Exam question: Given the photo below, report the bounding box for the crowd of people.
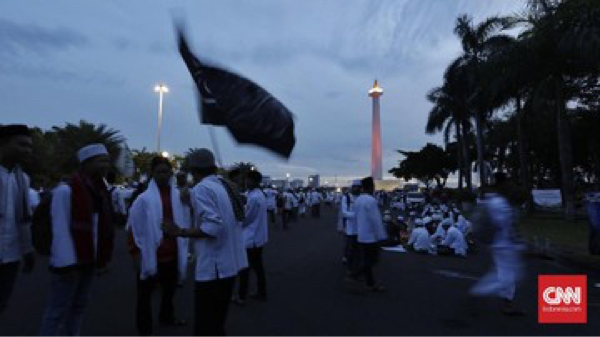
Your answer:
[336,172,526,315]
[0,124,526,336]
[0,124,275,335]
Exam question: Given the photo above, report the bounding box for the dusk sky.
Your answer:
[1,1,524,184]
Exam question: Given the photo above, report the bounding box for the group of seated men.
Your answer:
[383,202,472,257]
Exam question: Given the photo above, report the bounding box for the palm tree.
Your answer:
[425,70,473,192]
[50,120,124,176]
[515,0,600,219]
[452,14,514,195]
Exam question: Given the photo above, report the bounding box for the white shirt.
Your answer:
[191,175,247,281]
[408,227,432,252]
[340,194,357,236]
[456,215,472,235]
[242,188,268,248]
[283,192,294,210]
[354,193,387,244]
[0,166,33,263]
[264,188,278,210]
[431,225,447,242]
[50,184,99,268]
[442,226,468,256]
[29,188,40,211]
[483,193,521,249]
[290,192,299,208]
[309,191,322,206]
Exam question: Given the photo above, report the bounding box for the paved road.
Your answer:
[1,207,599,335]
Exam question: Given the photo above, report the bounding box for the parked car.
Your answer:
[406,192,425,206]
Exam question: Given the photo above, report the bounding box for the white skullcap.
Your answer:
[432,214,442,221]
[383,214,392,222]
[415,219,424,226]
[397,216,404,221]
[423,217,432,225]
[77,144,108,163]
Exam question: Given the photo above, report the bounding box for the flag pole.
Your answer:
[208,126,224,168]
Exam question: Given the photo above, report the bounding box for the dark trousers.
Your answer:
[267,210,277,224]
[194,277,235,336]
[353,243,380,287]
[136,260,178,335]
[344,235,360,274]
[238,247,267,300]
[311,205,321,218]
[0,261,20,315]
[282,209,292,228]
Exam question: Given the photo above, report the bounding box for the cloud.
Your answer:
[0,18,88,56]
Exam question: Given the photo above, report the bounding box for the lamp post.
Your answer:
[154,83,169,152]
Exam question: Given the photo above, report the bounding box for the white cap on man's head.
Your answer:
[77,144,108,163]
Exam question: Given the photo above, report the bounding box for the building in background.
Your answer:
[308,175,320,188]
[261,175,272,186]
[290,179,304,189]
[271,179,286,190]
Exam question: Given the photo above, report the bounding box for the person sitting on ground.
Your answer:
[397,216,410,243]
[438,222,468,257]
[382,212,400,247]
[407,219,435,254]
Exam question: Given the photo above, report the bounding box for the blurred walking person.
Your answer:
[470,172,526,315]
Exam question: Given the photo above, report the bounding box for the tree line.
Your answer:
[389,0,600,219]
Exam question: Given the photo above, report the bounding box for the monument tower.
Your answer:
[368,80,383,180]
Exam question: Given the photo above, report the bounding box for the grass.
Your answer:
[517,213,589,252]
[517,212,600,271]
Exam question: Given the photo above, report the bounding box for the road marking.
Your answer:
[433,269,479,281]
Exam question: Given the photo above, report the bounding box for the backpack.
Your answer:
[32,191,53,256]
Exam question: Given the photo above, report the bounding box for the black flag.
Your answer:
[178,29,296,159]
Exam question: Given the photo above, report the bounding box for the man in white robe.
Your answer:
[470,172,526,315]
[235,171,268,305]
[407,219,435,254]
[163,148,247,335]
[309,189,322,218]
[40,144,114,336]
[281,189,294,229]
[340,181,360,272]
[439,223,468,257]
[348,177,387,292]
[127,157,190,334]
[0,125,35,315]
[264,186,278,224]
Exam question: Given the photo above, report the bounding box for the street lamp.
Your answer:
[154,83,169,152]
[161,151,170,158]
